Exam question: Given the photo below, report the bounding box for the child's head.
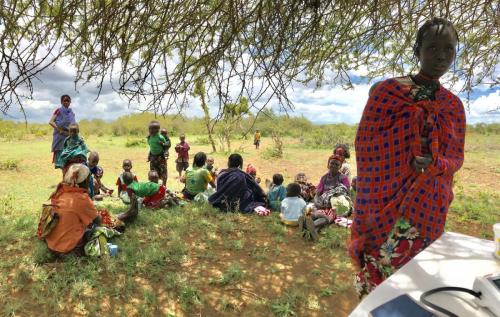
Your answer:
[227,153,243,169]
[160,128,168,137]
[351,176,357,192]
[88,151,99,168]
[122,159,132,172]
[286,183,301,198]
[60,94,71,107]
[333,143,350,159]
[122,172,135,185]
[193,152,207,168]
[272,173,284,186]
[206,157,214,166]
[148,121,161,135]
[246,164,257,177]
[68,123,79,137]
[179,134,186,142]
[294,172,307,184]
[148,170,159,183]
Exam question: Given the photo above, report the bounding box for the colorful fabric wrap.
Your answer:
[56,136,89,169]
[350,77,465,267]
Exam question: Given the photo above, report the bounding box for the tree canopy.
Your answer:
[1,0,499,118]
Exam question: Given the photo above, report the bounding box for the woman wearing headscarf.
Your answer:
[43,164,100,256]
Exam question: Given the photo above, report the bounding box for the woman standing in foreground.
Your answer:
[49,95,76,168]
[350,18,465,295]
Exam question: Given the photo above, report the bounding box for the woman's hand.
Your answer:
[412,155,433,173]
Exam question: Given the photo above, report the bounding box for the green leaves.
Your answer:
[1,1,499,117]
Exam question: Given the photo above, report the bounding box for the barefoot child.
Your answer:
[206,157,218,180]
[88,151,113,200]
[280,183,306,226]
[147,121,168,186]
[116,159,138,203]
[175,134,190,178]
[121,171,177,209]
[294,172,316,202]
[267,173,286,211]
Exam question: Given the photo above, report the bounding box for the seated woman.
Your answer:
[300,155,352,241]
[43,164,101,256]
[209,153,267,213]
[314,155,350,209]
[181,152,215,200]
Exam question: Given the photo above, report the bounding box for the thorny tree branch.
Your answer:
[0,0,499,120]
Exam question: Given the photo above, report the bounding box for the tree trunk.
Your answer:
[200,93,217,152]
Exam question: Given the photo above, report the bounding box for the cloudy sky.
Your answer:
[3,60,499,125]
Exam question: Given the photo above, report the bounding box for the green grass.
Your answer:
[0,130,498,316]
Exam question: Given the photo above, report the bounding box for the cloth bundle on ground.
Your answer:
[208,167,266,213]
[84,226,122,257]
[56,135,89,169]
[314,184,352,211]
[254,206,271,216]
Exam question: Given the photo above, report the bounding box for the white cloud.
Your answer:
[2,60,499,125]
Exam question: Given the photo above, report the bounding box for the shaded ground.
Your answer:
[0,132,498,316]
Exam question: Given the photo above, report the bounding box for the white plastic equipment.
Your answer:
[473,273,500,317]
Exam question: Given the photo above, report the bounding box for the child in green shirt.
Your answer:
[147,121,168,186]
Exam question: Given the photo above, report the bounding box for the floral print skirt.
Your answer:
[354,218,429,296]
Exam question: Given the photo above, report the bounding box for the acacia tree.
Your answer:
[0,1,499,119]
[218,97,249,152]
[191,79,218,152]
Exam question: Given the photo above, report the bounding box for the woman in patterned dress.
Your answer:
[350,18,465,296]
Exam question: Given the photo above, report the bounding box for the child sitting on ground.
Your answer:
[280,183,307,226]
[116,159,138,203]
[147,121,168,186]
[206,157,218,180]
[88,151,113,200]
[267,173,286,211]
[122,171,178,209]
[294,172,316,202]
[56,123,89,171]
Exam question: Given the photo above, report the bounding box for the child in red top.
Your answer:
[116,159,138,203]
[175,135,190,178]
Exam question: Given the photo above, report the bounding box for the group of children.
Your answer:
[55,119,354,242]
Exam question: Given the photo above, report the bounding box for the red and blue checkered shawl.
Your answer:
[350,77,465,266]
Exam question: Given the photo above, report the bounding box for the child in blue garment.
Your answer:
[267,173,286,211]
[56,123,89,171]
[280,183,306,226]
